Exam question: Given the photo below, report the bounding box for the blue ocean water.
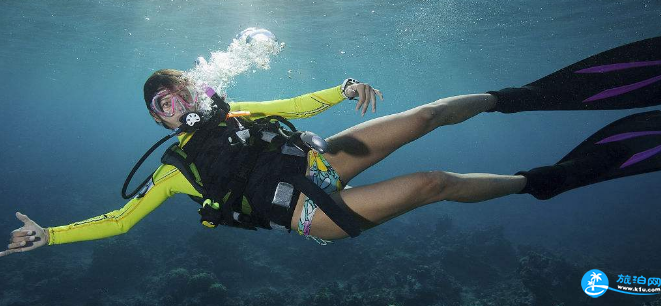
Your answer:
[1,1,660,305]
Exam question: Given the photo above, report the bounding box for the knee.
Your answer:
[412,102,456,130]
[418,171,458,203]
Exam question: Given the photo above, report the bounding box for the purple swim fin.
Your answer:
[488,36,661,113]
[517,111,661,200]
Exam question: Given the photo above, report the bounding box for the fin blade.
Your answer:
[575,60,661,74]
[583,74,661,102]
[620,144,661,168]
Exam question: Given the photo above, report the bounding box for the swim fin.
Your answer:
[488,36,661,113]
[517,110,661,200]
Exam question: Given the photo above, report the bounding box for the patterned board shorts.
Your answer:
[297,150,344,245]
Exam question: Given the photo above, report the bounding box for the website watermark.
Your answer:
[582,269,661,298]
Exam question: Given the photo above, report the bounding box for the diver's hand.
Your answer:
[0,212,48,257]
[344,83,384,116]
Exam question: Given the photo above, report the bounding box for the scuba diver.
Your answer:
[2,36,660,256]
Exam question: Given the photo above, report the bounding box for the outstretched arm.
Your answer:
[1,164,194,256]
[46,164,192,245]
[230,81,382,120]
[230,85,345,120]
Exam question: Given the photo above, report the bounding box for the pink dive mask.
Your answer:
[150,86,199,117]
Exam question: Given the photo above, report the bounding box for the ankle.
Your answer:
[484,94,498,112]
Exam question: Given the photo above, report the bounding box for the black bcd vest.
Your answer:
[160,116,361,237]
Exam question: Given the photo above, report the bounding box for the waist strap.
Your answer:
[280,175,361,238]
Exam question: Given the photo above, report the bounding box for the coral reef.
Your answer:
[2,215,659,306]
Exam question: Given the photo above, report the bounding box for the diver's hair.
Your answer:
[143,69,189,111]
[143,69,191,129]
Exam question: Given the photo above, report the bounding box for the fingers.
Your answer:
[361,85,370,116]
[370,88,376,113]
[0,240,36,257]
[11,235,36,244]
[2,221,44,257]
[11,230,34,238]
[351,83,383,116]
[355,86,366,112]
[11,229,36,244]
[375,89,384,101]
[354,84,371,116]
[8,241,29,249]
[6,237,40,250]
[15,212,31,225]
[5,229,39,255]
[0,249,20,257]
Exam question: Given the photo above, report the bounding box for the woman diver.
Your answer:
[2,35,660,255]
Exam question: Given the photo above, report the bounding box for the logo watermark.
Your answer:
[582,269,661,298]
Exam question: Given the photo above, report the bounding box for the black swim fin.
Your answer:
[488,36,661,113]
[518,110,661,200]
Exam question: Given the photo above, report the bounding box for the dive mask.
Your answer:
[150,85,199,117]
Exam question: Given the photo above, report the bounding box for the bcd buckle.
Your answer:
[198,199,222,228]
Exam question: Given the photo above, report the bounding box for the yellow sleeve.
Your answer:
[47,164,201,245]
[229,85,345,120]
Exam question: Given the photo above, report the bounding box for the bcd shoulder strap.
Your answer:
[161,143,207,196]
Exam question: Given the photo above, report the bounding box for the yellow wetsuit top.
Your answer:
[47,85,346,245]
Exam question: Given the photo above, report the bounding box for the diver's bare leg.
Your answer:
[324,94,496,183]
[291,170,525,240]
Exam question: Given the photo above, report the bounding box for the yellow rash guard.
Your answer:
[47,85,346,245]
